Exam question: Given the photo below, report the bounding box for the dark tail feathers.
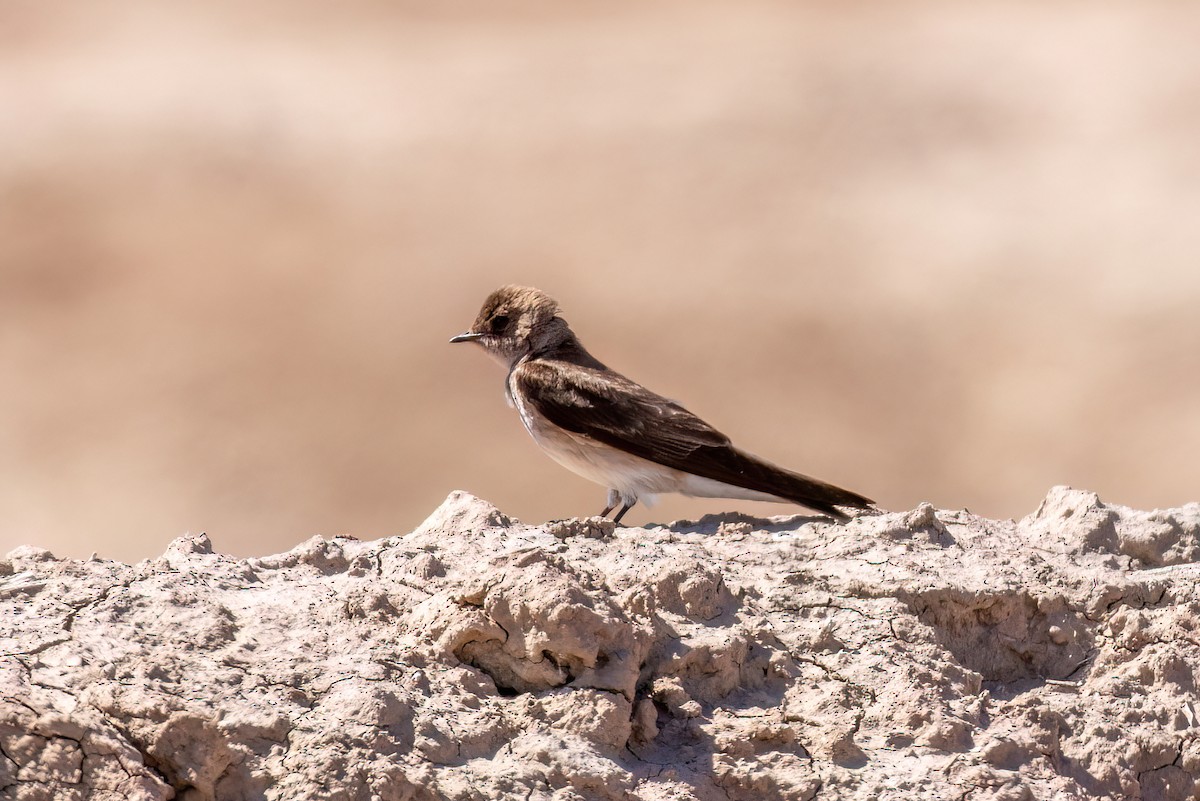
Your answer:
[730,448,875,520]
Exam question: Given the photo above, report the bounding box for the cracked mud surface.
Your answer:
[3,487,1200,800]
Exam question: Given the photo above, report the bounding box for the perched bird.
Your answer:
[451,285,875,524]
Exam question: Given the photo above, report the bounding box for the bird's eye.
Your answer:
[491,314,510,331]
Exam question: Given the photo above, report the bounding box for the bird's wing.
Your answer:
[512,358,731,466]
[512,358,875,516]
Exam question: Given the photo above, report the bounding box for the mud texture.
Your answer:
[3,487,1200,800]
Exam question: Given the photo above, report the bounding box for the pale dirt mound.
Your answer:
[3,487,1200,800]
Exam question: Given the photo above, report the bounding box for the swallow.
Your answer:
[451,285,875,524]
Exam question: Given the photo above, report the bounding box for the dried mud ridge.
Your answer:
[3,488,1200,801]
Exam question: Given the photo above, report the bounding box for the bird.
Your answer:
[450,285,875,525]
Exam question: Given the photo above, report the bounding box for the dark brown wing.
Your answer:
[512,358,874,517]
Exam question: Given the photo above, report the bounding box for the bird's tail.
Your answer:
[729,448,875,520]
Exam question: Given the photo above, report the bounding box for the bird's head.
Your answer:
[450,285,569,367]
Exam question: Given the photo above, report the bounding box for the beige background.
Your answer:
[3,1,1198,562]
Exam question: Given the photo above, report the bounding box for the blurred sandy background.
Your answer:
[2,1,1198,562]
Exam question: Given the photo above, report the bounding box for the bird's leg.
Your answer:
[611,500,636,526]
[598,489,620,518]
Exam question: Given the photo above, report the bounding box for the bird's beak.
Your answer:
[449,331,484,344]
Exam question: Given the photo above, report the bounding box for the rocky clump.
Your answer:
[3,487,1200,800]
